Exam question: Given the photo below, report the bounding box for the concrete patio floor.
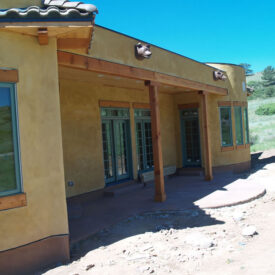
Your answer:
[67,170,266,245]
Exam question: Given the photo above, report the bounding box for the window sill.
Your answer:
[0,193,27,211]
[221,146,234,152]
[245,144,250,149]
[236,144,245,150]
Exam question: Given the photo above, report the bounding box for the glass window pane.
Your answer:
[0,86,19,194]
[234,106,243,145]
[244,107,249,144]
[220,107,233,146]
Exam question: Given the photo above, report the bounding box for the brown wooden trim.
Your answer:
[148,83,166,202]
[218,101,232,107]
[233,101,243,106]
[201,91,213,181]
[99,100,130,108]
[132,102,150,109]
[178,103,199,109]
[37,27,48,45]
[221,146,234,152]
[57,38,90,50]
[236,144,245,150]
[57,51,228,95]
[0,69,18,83]
[245,143,250,149]
[0,193,27,211]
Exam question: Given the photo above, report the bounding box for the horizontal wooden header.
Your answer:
[178,103,199,109]
[0,69,18,83]
[132,102,150,109]
[99,100,130,108]
[58,51,228,96]
[218,101,232,107]
[233,101,247,107]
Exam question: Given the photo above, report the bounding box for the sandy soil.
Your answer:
[42,151,275,275]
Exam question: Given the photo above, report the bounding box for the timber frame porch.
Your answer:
[58,51,228,202]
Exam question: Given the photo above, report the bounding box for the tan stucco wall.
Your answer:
[85,26,229,91]
[0,0,41,9]
[0,32,68,251]
[174,64,250,168]
[59,78,177,198]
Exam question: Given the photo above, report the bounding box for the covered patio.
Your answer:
[58,51,228,202]
[67,171,265,245]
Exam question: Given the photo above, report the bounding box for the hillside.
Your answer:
[246,72,263,83]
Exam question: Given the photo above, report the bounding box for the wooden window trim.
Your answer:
[99,100,130,108]
[132,102,150,109]
[245,143,250,149]
[0,193,27,211]
[221,146,234,152]
[236,144,245,150]
[218,101,232,107]
[233,101,247,107]
[178,103,199,109]
[0,69,18,83]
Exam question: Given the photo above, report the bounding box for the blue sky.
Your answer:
[84,0,275,73]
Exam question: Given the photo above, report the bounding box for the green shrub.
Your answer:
[264,86,275,98]
[249,133,259,145]
[255,103,275,115]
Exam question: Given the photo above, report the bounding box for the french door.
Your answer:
[134,109,154,173]
[101,108,132,185]
[180,108,201,167]
[136,119,154,172]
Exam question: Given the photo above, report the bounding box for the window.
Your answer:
[244,107,249,144]
[135,109,153,172]
[234,106,243,145]
[219,106,233,147]
[0,83,22,197]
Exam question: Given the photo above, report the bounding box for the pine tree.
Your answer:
[261,66,275,86]
[240,63,253,76]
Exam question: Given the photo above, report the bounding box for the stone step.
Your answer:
[177,168,204,177]
[104,180,144,197]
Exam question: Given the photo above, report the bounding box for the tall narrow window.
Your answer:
[244,107,249,144]
[219,106,233,147]
[234,106,243,145]
[0,83,22,196]
[135,109,153,172]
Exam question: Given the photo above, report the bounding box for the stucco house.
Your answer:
[0,0,251,274]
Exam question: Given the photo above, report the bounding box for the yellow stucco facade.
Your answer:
[0,32,68,251]
[58,27,250,198]
[0,2,251,273]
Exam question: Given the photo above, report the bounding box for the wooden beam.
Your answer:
[132,102,150,109]
[38,27,48,45]
[0,69,18,82]
[147,82,166,202]
[200,91,213,181]
[218,101,232,107]
[0,193,27,211]
[99,100,130,108]
[57,51,228,95]
[57,38,90,50]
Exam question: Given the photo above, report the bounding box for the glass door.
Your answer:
[101,108,132,186]
[135,109,154,173]
[113,120,131,181]
[180,109,201,167]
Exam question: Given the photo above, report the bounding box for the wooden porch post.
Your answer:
[200,91,213,181]
[146,81,166,202]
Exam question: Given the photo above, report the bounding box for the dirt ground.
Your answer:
[42,151,275,275]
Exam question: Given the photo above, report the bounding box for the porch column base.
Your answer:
[155,193,167,202]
